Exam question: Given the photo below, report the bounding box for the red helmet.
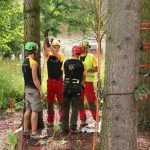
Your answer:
[72,45,83,55]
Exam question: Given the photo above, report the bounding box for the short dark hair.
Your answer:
[25,49,36,56]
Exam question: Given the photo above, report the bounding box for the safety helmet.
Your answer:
[25,42,38,51]
[72,45,83,55]
[80,40,91,48]
[51,40,61,46]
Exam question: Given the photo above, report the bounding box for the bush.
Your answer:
[0,72,24,110]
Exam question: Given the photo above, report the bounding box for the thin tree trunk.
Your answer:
[99,0,140,149]
[24,0,44,129]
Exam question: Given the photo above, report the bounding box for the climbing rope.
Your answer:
[91,0,101,149]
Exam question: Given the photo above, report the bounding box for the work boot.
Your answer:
[30,132,45,140]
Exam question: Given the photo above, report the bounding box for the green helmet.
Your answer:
[80,40,91,48]
[25,42,38,51]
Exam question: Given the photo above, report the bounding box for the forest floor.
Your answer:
[0,109,149,150]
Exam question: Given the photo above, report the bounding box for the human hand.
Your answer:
[87,68,94,72]
[40,91,44,99]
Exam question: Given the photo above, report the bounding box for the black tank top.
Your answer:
[22,58,40,88]
[47,55,63,79]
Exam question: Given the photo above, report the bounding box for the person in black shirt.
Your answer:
[44,39,64,126]
[61,45,87,135]
[22,42,44,139]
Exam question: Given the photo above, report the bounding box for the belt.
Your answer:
[65,78,80,84]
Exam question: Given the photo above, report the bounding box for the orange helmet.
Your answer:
[72,45,83,55]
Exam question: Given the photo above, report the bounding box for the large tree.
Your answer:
[99,0,140,149]
[24,0,44,129]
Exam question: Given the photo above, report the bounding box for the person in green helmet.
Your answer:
[22,42,44,139]
[79,40,98,128]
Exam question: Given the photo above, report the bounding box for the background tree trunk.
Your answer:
[138,0,150,131]
[99,0,140,149]
[24,0,44,129]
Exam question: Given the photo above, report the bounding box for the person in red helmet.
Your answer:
[61,45,87,135]
[44,39,64,127]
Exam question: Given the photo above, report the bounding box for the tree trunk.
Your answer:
[24,0,44,129]
[138,0,150,131]
[99,0,140,150]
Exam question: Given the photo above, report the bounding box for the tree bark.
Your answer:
[24,0,44,129]
[99,0,140,150]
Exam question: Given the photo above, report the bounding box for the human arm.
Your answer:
[87,56,98,73]
[50,46,60,58]
[32,64,44,99]
[43,39,49,57]
[44,39,62,59]
[87,67,98,73]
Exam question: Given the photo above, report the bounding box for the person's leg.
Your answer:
[85,82,97,120]
[30,89,43,139]
[31,112,38,134]
[24,87,32,133]
[47,79,55,123]
[88,101,97,120]
[23,110,31,133]
[61,96,70,133]
[56,79,63,122]
[79,88,86,124]
[70,96,80,131]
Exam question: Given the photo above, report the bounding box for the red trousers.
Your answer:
[79,81,97,122]
[47,78,63,122]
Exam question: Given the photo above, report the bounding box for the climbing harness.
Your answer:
[64,60,83,96]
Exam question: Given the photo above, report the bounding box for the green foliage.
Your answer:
[135,84,150,131]
[134,85,150,101]
[7,130,17,149]
[1,0,106,56]
[138,0,150,131]
[40,0,106,40]
[0,60,24,110]
[0,0,23,57]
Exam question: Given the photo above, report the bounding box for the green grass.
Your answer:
[0,59,24,109]
[0,59,48,110]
